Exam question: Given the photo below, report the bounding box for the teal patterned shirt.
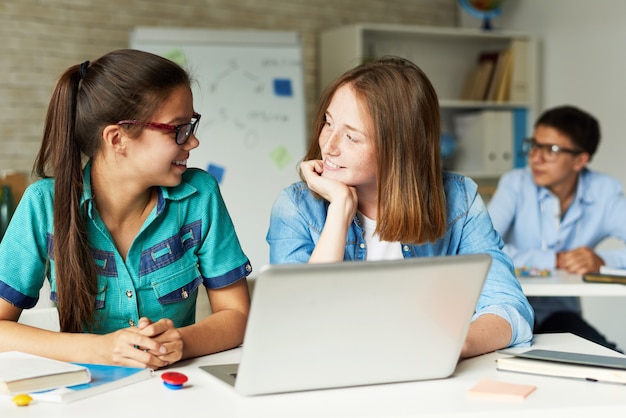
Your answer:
[0,163,251,333]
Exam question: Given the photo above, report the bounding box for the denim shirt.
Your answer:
[267,172,534,348]
[487,167,626,325]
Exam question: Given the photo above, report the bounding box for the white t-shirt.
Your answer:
[357,212,403,261]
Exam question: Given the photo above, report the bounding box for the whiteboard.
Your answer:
[131,28,306,276]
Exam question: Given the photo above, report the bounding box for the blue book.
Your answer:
[31,363,153,403]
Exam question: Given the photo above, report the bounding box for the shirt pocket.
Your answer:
[151,262,202,304]
[147,261,203,327]
[49,272,107,310]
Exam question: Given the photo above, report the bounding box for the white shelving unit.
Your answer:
[319,24,540,183]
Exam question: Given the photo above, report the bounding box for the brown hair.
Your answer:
[304,56,446,244]
[33,49,191,332]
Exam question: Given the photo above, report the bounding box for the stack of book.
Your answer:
[583,266,626,284]
[496,348,626,384]
[460,39,529,103]
[0,351,152,403]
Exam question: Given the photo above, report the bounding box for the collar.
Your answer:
[536,168,593,206]
[81,160,197,218]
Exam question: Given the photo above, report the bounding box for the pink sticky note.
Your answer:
[467,378,536,401]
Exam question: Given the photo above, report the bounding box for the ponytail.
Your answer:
[34,64,97,332]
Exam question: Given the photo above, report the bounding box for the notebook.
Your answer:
[496,349,626,384]
[200,254,492,396]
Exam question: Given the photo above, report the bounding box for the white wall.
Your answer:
[461,0,626,351]
[478,0,626,185]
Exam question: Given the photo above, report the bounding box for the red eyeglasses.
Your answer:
[117,112,201,145]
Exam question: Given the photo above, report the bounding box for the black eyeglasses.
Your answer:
[117,112,201,145]
[522,138,583,162]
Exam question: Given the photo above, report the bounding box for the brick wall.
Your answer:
[0,0,456,177]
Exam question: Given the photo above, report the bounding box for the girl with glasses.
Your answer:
[0,49,251,369]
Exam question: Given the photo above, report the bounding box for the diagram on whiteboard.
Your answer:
[132,28,307,273]
[168,46,302,176]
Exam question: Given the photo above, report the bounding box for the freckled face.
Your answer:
[318,84,376,192]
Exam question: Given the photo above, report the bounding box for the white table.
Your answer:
[3,333,626,418]
[519,269,626,296]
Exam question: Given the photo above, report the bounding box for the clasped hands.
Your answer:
[106,317,183,370]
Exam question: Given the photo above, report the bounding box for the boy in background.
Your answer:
[488,105,626,351]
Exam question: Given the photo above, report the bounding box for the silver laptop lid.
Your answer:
[234,254,491,395]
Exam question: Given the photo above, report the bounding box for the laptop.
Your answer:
[200,254,491,396]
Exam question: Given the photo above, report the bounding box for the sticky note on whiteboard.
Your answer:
[162,48,188,67]
[273,79,293,97]
[270,145,292,169]
[207,163,225,184]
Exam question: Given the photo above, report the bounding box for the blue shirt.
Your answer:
[0,164,251,334]
[267,172,534,348]
[487,167,626,324]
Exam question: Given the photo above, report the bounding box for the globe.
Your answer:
[458,0,504,30]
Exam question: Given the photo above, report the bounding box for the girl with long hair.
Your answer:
[267,57,534,358]
[0,49,251,369]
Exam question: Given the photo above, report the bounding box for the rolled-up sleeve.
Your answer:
[460,183,534,347]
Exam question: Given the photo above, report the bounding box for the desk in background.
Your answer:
[518,269,626,354]
[3,333,626,418]
[518,269,626,296]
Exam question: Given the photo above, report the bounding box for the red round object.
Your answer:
[161,372,188,385]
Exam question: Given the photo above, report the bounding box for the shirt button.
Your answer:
[403,245,409,251]
[128,319,135,327]
[126,290,133,298]
[360,243,365,249]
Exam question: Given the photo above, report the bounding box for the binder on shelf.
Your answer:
[453,111,514,175]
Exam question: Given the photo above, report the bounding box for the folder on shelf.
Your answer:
[453,111,513,175]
